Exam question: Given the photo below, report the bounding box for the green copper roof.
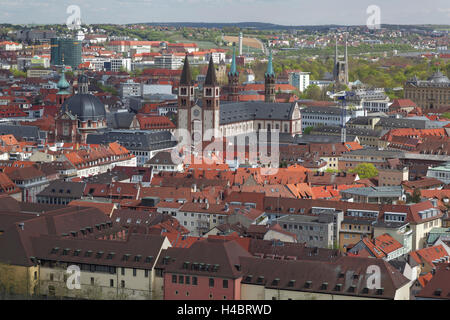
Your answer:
[228,44,238,77]
[265,48,275,77]
[57,68,70,93]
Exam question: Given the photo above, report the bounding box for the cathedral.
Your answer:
[177,50,302,145]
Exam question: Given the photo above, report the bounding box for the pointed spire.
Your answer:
[229,44,238,77]
[265,48,275,77]
[180,53,192,85]
[205,55,217,86]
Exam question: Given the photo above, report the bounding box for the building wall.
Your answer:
[177,210,227,237]
[339,223,373,249]
[404,85,450,111]
[241,283,394,300]
[411,218,442,250]
[0,263,39,297]
[379,168,409,186]
[39,265,153,299]
[164,273,241,300]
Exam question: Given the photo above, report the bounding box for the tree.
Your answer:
[301,84,322,100]
[406,188,422,204]
[303,126,314,135]
[349,163,378,179]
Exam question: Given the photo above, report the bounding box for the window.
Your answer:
[133,268,137,277]
[209,278,215,288]
[192,277,198,286]
[121,268,125,276]
[172,275,177,283]
[91,277,95,285]
[179,275,184,284]
[49,273,54,281]
[121,280,125,288]
[110,279,114,287]
[223,280,228,289]
[186,276,190,285]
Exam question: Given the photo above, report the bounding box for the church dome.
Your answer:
[62,94,106,121]
[427,71,450,83]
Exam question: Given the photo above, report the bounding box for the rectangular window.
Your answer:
[179,275,184,284]
[223,280,228,289]
[186,276,190,285]
[172,275,177,283]
[192,277,198,285]
[209,278,214,288]
[121,280,125,288]
[121,268,125,276]
[145,270,149,278]
[133,268,137,277]
[110,279,114,287]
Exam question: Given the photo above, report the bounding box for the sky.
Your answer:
[0,0,449,26]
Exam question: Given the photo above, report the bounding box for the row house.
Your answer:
[59,142,136,178]
[7,166,49,202]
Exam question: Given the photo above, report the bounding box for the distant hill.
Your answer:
[132,22,446,32]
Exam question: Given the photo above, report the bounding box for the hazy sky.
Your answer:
[0,0,449,26]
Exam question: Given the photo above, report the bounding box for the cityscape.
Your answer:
[0,1,449,305]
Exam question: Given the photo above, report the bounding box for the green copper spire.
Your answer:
[265,48,275,77]
[57,67,71,95]
[229,44,238,77]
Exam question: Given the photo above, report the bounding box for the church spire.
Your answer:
[205,55,217,86]
[229,44,238,77]
[264,48,276,103]
[180,54,193,85]
[265,48,275,77]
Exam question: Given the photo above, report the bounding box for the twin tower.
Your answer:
[177,47,277,144]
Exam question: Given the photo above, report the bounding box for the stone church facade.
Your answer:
[177,52,302,144]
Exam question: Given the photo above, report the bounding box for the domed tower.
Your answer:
[55,77,107,143]
[56,68,71,106]
[265,49,276,103]
[227,44,240,102]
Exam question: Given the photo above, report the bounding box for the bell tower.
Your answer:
[202,56,221,141]
[228,44,240,102]
[264,49,276,103]
[177,54,195,142]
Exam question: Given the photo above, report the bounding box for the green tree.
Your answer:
[406,188,422,204]
[303,127,314,135]
[301,84,322,100]
[349,163,378,179]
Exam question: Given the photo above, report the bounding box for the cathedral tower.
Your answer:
[264,49,276,103]
[228,44,240,102]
